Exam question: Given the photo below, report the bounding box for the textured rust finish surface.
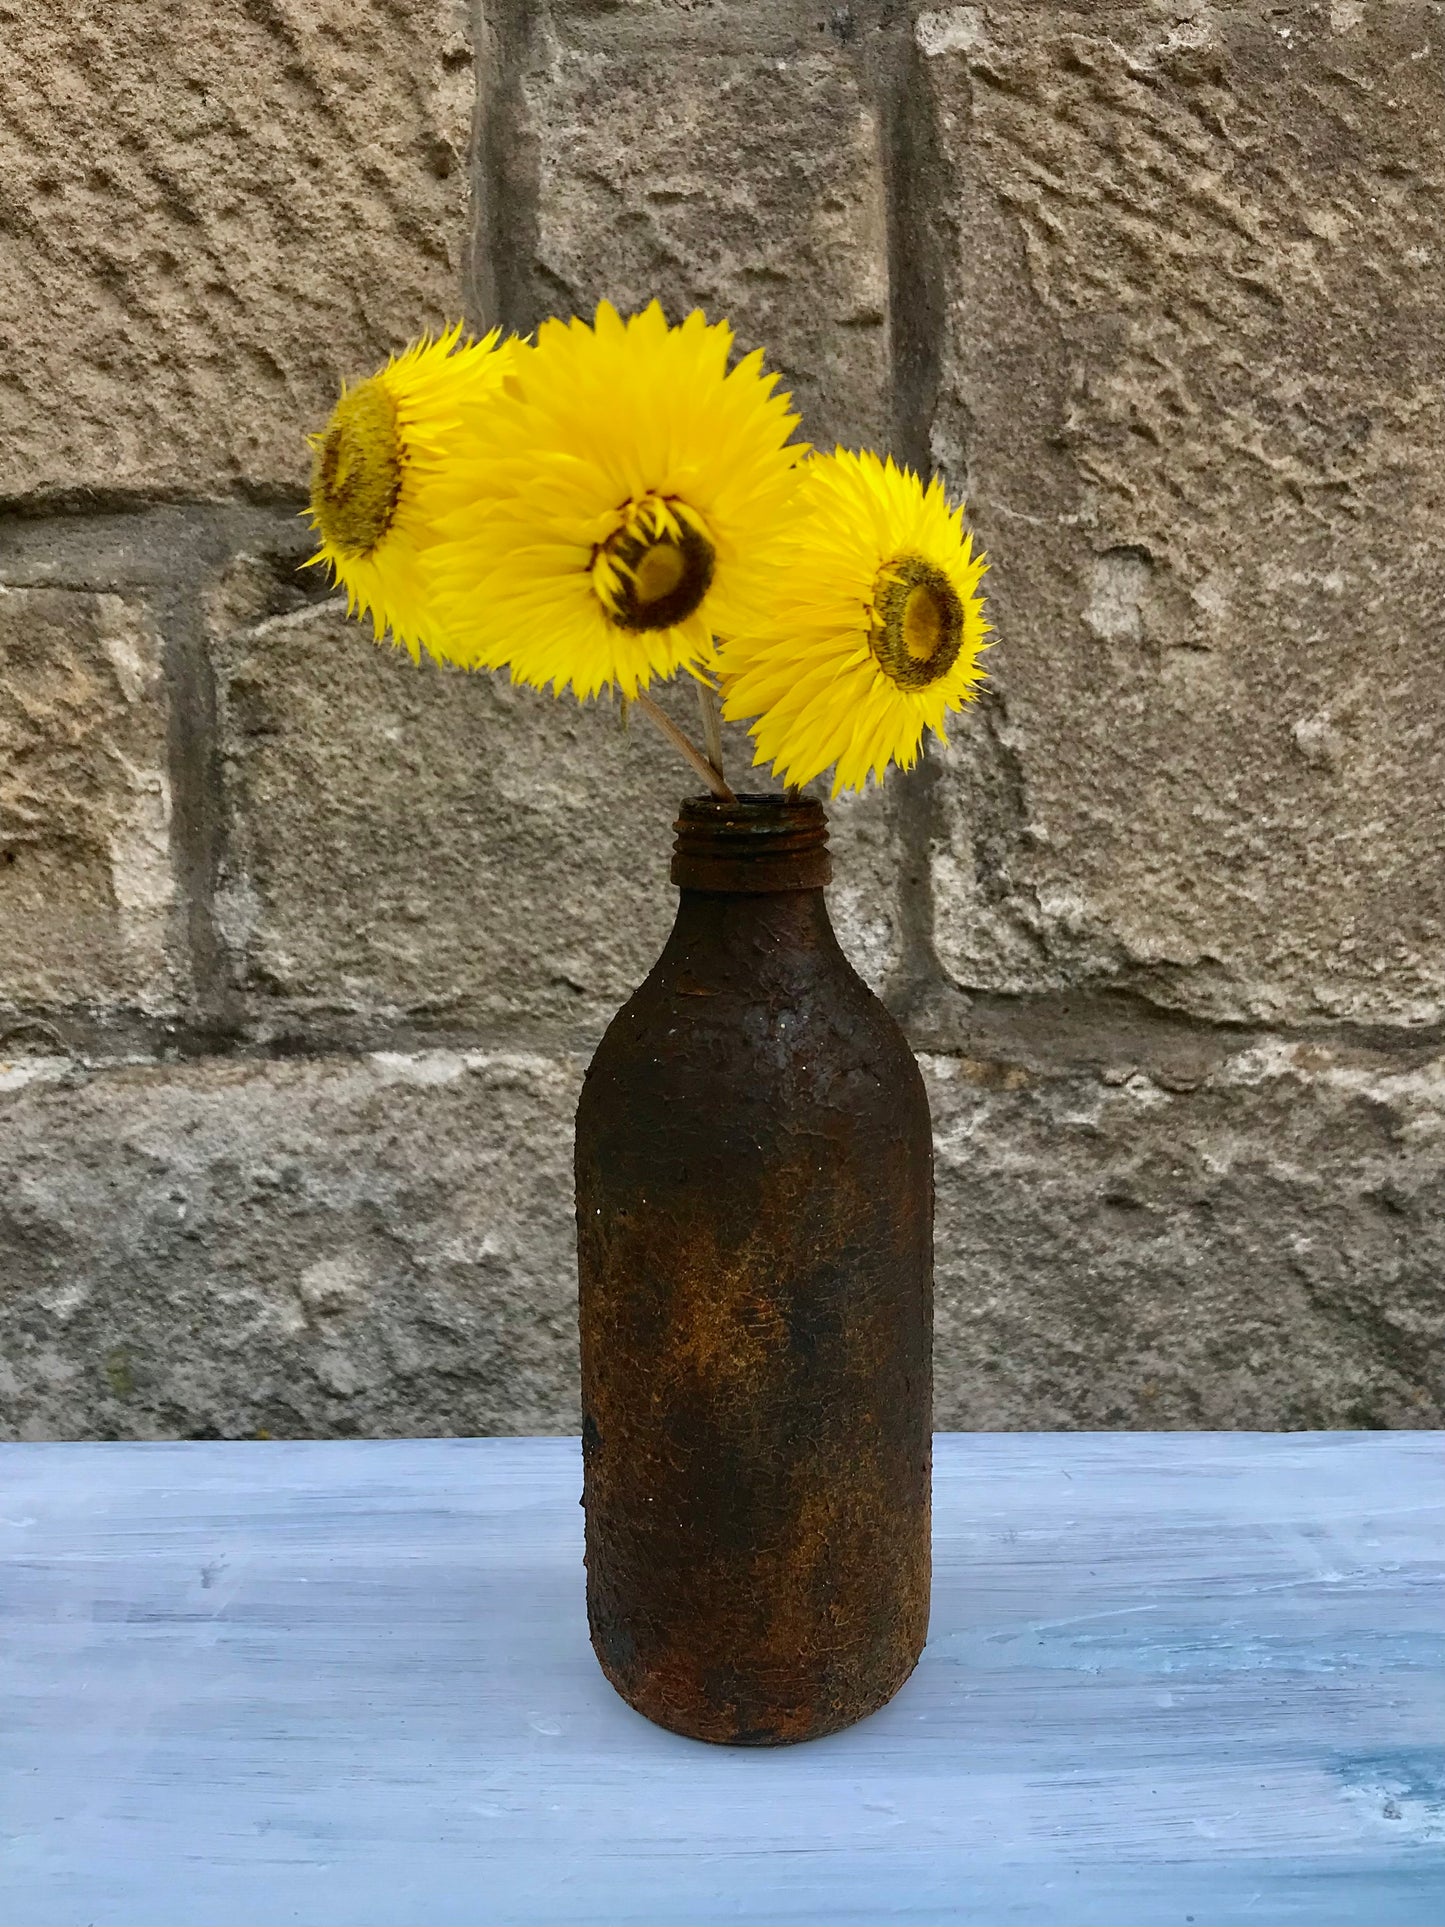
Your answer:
[670,792,834,894]
[576,795,933,1746]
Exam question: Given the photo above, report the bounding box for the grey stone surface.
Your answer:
[823,781,908,998]
[0,0,472,502]
[510,25,892,450]
[209,554,903,1041]
[930,1027,1445,1432]
[213,583,681,1044]
[5,1028,1440,1440]
[921,1,1445,1027]
[0,587,182,1012]
[0,0,1440,1442]
[0,1047,584,1442]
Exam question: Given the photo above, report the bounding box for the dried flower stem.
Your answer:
[633,689,737,802]
[696,678,726,784]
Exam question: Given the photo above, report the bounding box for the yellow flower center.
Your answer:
[592,495,716,632]
[869,554,965,691]
[310,378,403,558]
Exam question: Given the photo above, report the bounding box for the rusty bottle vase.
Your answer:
[576,792,932,1746]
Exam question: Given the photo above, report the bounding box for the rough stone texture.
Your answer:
[0,0,472,503]
[823,780,907,997]
[0,0,1442,1440]
[0,1048,583,1442]
[922,1,1445,1027]
[509,23,893,450]
[209,557,902,1043]
[0,587,182,1013]
[6,1028,1440,1442]
[930,1032,1445,1432]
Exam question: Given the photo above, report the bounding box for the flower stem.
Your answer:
[696,678,726,784]
[634,689,737,802]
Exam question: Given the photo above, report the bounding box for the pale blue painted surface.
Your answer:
[2,1432,1443,1927]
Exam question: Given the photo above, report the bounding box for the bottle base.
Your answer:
[590,1637,927,1747]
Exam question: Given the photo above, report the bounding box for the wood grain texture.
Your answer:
[2,1433,1443,1927]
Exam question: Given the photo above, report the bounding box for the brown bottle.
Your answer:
[576,792,932,1746]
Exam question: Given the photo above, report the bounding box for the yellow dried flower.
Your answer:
[721,449,990,795]
[424,300,805,700]
[306,324,519,662]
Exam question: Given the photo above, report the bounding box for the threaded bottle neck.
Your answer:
[670,793,831,894]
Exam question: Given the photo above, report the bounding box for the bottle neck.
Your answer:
[670,793,831,895]
[661,794,841,989]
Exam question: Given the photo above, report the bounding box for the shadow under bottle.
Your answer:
[576,792,933,1746]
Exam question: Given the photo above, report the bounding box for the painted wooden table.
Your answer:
[3,1434,1443,1927]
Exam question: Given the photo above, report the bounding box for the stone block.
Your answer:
[929,1032,1445,1432]
[0,0,472,502]
[0,586,181,1011]
[5,1025,1439,1441]
[0,1047,584,1442]
[822,779,907,998]
[211,567,901,1039]
[920,2,1445,1025]
[517,32,892,450]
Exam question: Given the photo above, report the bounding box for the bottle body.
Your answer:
[575,795,932,1745]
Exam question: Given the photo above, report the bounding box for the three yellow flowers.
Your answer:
[307,301,990,795]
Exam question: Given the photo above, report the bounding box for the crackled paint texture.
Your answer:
[4,1435,1444,1923]
[0,0,1442,1439]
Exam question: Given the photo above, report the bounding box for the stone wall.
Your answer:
[2,0,1442,1440]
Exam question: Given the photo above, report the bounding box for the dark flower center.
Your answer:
[594,499,716,632]
[870,554,965,691]
[312,379,403,558]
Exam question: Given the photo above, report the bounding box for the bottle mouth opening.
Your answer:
[672,792,831,893]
